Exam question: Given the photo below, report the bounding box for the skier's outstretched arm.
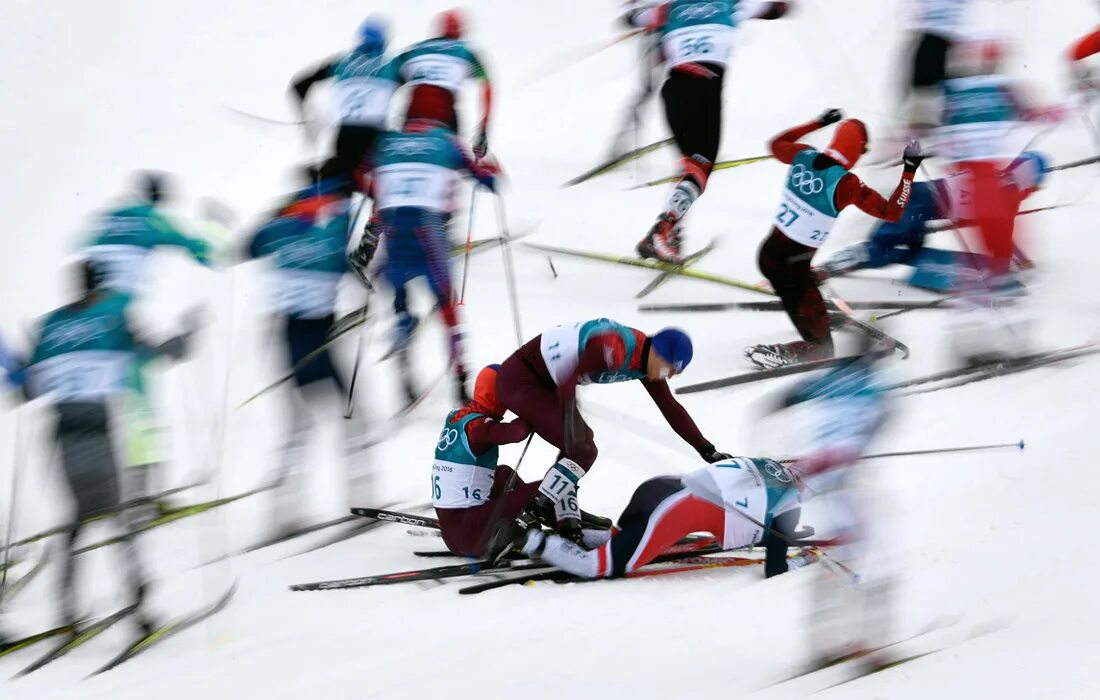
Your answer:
[466,416,532,455]
[769,108,842,164]
[836,142,922,222]
[641,378,729,462]
[289,57,339,105]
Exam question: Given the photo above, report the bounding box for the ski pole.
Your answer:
[458,186,479,305]
[344,311,373,420]
[493,194,525,347]
[779,440,1025,464]
[0,407,26,607]
[869,295,955,322]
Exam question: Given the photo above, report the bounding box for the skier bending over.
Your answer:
[495,318,730,542]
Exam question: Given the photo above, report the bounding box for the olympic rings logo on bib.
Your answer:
[790,164,824,196]
[437,428,459,451]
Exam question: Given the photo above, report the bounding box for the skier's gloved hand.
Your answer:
[902,139,927,173]
[817,108,843,126]
[473,125,489,159]
[697,444,732,463]
[349,222,379,289]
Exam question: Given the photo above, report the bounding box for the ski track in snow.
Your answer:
[2,0,1100,697]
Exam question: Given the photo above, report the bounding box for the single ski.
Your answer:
[895,343,1100,395]
[351,507,440,531]
[631,154,774,189]
[290,559,548,592]
[459,551,762,595]
[16,604,137,676]
[524,241,774,296]
[0,624,74,659]
[676,354,869,395]
[635,239,716,299]
[88,583,237,676]
[641,299,947,314]
[564,137,674,187]
[280,500,427,559]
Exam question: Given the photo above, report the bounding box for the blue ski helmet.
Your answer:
[1010,150,1049,191]
[650,327,693,374]
[357,17,388,54]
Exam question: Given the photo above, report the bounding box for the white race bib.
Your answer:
[539,322,583,386]
[334,78,396,127]
[275,269,341,319]
[431,459,495,508]
[29,351,130,402]
[773,190,837,248]
[663,24,736,69]
[86,244,150,294]
[374,163,455,212]
[403,54,469,92]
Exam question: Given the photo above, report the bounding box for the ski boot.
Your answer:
[393,312,419,353]
[636,213,684,264]
[744,340,831,369]
[523,493,585,546]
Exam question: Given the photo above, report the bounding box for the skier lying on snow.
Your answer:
[488,455,804,579]
[814,150,1048,281]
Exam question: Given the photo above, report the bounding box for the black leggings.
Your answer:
[909,32,952,88]
[284,315,347,391]
[320,125,380,186]
[662,66,724,163]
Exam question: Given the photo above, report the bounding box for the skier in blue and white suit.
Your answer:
[816,151,1048,281]
[353,117,499,404]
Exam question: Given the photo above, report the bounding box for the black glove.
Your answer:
[817,108,843,126]
[473,126,489,159]
[902,138,926,173]
[697,444,733,463]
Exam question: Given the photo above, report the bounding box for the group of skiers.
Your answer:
[4,0,1100,671]
[0,8,501,646]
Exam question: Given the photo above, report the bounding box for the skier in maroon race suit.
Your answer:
[494,318,731,542]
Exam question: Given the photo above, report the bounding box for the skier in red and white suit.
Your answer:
[503,456,802,579]
[745,110,922,369]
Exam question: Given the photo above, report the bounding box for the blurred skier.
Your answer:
[608,0,663,159]
[432,365,536,557]
[772,343,894,666]
[624,0,790,263]
[935,36,1062,362]
[390,9,494,156]
[494,456,803,579]
[350,118,499,405]
[745,110,922,369]
[18,260,198,634]
[246,172,374,534]
[82,172,213,518]
[900,0,972,134]
[494,318,731,542]
[289,16,398,186]
[815,151,1048,281]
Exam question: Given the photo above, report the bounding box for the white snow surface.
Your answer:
[2,0,1100,698]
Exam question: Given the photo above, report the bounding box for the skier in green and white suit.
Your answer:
[81,172,213,517]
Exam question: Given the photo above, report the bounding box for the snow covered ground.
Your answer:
[2,0,1100,697]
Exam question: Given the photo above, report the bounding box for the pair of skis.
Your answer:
[8,584,236,677]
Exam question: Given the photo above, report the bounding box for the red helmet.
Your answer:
[435,9,464,39]
[824,119,868,169]
[472,364,505,418]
